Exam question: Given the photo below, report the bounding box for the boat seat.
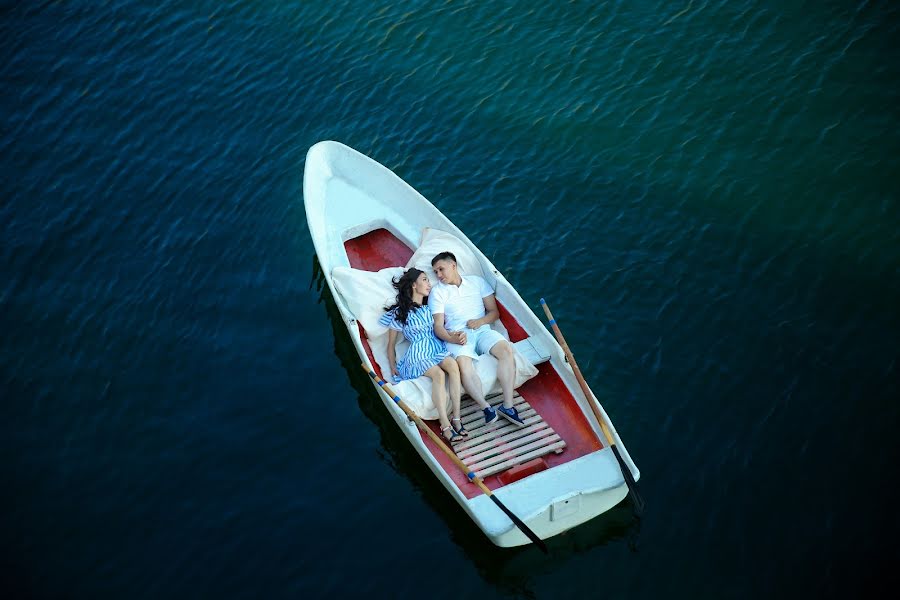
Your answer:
[512,337,551,366]
[453,391,566,480]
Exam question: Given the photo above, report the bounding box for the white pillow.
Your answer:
[330,265,412,393]
[331,266,404,338]
[405,227,485,286]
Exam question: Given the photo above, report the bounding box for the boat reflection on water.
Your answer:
[311,254,641,579]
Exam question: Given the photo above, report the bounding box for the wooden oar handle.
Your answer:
[540,300,645,515]
[360,364,492,494]
[539,298,616,445]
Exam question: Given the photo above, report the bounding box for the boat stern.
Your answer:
[465,448,630,547]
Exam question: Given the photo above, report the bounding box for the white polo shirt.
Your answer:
[428,275,493,331]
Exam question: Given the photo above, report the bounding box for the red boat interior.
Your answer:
[346,228,602,498]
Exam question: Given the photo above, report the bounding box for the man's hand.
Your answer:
[465,318,482,330]
[449,330,467,345]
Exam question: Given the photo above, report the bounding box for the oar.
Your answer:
[361,363,548,553]
[539,298,646,515]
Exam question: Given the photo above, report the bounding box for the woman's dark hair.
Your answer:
[384,268,426,325]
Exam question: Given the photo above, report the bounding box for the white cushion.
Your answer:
[405,227,485,286]
[331,266,404,338]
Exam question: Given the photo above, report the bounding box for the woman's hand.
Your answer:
[388,352,399,377]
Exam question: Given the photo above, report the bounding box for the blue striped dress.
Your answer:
[379,304,449,381]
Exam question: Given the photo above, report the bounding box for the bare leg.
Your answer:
[456,356,489,409]
[423,365,450,433]
[490,340,516,409]
[440,356,462,421]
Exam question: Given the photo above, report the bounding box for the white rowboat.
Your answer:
[303,140,640,548]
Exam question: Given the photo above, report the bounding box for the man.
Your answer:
[428,251,525,427]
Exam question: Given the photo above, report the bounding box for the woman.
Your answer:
[380,268,467,444]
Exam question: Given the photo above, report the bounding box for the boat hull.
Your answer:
[303,140,639,547]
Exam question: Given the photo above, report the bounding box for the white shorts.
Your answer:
[446,325,506,360]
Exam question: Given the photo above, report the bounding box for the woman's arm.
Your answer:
[386,328,399,376]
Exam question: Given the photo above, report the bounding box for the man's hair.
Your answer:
[431,251,457,266]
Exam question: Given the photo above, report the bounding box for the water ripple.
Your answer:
[3,0,899,598]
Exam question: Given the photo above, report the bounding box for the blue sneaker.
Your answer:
[497,404,526,427]
[483,405,498,424]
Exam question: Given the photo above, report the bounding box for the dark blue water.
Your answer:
[3,1,899,597]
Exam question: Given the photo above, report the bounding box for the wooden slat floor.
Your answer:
[453,392,566,479]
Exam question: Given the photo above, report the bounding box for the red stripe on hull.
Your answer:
[497,302,528,342]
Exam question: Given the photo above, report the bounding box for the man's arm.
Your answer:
[466,294,500,330]
[434,312,466,345]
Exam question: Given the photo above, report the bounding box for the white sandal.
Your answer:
[440,425,463,445]
[450,417,469,438]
